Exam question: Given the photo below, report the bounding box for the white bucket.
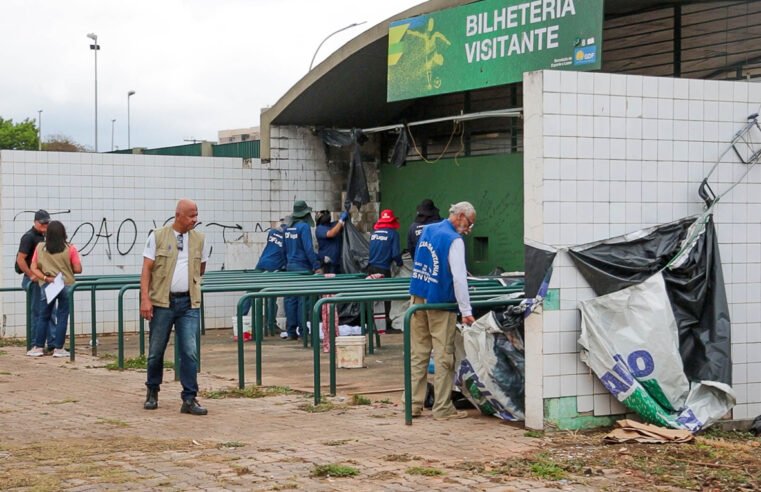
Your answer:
[231,316,253,340]
[335,335,366,368]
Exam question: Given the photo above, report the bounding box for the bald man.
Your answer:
[140,199,209,415]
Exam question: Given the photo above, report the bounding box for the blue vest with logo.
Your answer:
[409,220,459,303]
[256,228,286,271]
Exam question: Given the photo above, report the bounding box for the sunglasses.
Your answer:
[177,234,184,251]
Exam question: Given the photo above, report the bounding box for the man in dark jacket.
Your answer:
[407,199,442,260]
[16,210,50,349]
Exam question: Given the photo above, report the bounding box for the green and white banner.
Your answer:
[387,0,603,101]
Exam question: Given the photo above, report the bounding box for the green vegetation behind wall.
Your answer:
[379,154,524,275]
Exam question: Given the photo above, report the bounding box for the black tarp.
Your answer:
[319,128,370,210]
[336,219,370,325]
[568,215,732,385]
[524,241,557,299]
[390,128,410,168]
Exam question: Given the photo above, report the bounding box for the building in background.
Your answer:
[259,0,761,428]
[218,127,260,144]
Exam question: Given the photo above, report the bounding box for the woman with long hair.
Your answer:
[26,220,83,357]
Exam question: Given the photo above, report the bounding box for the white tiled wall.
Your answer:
[0,144,342,338]
[525,70,761,422]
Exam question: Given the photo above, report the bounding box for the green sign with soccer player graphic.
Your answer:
[387,0,603,102]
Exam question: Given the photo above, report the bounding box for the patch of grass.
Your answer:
[351,394,371,406]
[376,398,393,404]
[0,338,26,347]
[298,401,340,413]
[406,466,444,476]
[0,436,203,490]
[96,418,129,428]
[311,464,360,478]
[524,430,544,438]
[217,441,245,449]
[702,427,760,442]
[0,371,13,376]
[202,385,292,399]
[482,429,761,491]
[105,354,174,371]
[530,457,566,480]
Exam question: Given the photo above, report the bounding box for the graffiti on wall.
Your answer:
[13,210,269,261]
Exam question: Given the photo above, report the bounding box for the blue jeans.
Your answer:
[285,295,305,338]
[34,285,70,349]
[23,276,51,347]
[145,296,200,401]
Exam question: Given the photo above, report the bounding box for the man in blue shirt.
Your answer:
[409,201,476,420]
[368,209,403,277]
[368,209,403,330]
[315,210,349,274]
[284,200,322,340]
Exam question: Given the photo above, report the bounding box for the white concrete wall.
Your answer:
[0,148,338,338]
[524,69,761,422]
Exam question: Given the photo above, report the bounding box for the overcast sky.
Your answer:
[1,0,423,150]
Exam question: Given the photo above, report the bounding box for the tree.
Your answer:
[0,117,39,150]
[43,134,89,152]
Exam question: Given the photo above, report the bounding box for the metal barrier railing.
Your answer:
[311,289,524,405]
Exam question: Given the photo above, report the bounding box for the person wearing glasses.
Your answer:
[140,199,209,416]
[408,201,476,420]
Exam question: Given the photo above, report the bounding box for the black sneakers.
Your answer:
[180,398,208,416]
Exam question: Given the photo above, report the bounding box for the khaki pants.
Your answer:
[409,295,457,418]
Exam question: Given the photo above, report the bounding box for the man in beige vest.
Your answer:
[140,199,209,415]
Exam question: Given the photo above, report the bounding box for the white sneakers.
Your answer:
[25,347,70,357]
[26,347,44,357]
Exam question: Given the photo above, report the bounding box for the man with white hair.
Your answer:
[408,201,476,420]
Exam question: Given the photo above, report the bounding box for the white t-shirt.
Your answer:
[143,230,209,293]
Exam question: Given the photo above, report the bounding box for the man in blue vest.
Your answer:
[408,201,476,420]
[284,200,322,340]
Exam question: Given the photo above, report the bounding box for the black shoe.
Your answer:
[180,398,208,416]
[288,335,299,341]
[144,387,159,410]
[385,327,403,334]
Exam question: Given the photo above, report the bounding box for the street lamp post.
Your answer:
[127,90,135,149]
[309,21,366,71]
[37,109,42,151]
[87,32,100,152]
[111,119,116,151]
